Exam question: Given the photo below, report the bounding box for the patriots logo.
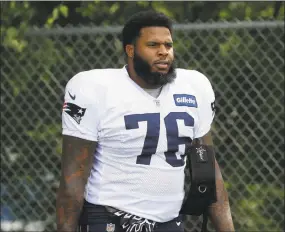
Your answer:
[63,102,86,124]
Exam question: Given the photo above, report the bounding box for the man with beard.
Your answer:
[57,10,235,232]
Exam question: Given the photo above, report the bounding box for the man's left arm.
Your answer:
[193,131,235,232]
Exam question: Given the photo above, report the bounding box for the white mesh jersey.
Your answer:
[62,66,215,222]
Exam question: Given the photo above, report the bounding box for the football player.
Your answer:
[56,10,235,232]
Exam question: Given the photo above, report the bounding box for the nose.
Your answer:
[157,44,169,56]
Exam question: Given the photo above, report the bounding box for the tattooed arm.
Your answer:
[56,135,97,232]
[193,131,235,232]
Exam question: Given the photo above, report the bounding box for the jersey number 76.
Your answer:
[124,112,194,167]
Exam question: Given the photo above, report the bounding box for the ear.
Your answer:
[126,44,134,58]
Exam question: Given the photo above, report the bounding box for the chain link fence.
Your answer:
[1,21,284,231]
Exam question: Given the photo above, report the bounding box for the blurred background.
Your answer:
[1,1,284,232]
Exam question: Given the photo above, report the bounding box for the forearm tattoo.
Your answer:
[56,136,96,232]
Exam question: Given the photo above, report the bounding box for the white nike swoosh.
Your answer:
[176,222,181,226]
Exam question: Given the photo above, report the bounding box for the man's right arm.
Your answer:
[56,135,97,232]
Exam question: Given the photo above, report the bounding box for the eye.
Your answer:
[147,42,159,47]
[165,42,173,48]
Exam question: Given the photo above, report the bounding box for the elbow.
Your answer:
[56,182,85,202]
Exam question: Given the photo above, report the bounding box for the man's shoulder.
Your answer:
[68,67,124,86]
[176,68,213,90]
[176,68,210,84]
[175,68,214,99]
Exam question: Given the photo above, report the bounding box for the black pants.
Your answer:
[78,200,184,232]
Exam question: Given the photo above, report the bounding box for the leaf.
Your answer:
[3,27,28,52]
[219,10,230,19]
[46,18,54,27]
[109,3,119,14]
[137,1,149,7]
[6,27,18,38]
[59,5,68,18]
[245,6,252,18]
[260,5,274,18]
[52,8,59,20]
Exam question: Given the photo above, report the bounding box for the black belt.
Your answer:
[105,206,157,232]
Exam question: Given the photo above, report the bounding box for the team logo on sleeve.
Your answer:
[173,94,198,108]
[63,102,86,124]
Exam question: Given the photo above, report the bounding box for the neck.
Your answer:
[126,62,159,89]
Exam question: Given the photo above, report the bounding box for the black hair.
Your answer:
[122,10,173,54]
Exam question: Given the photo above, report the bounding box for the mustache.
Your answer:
[132,51,177,87]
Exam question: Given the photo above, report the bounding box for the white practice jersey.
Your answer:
[62,66,215,222]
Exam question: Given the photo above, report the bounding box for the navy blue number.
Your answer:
[164,112,194,167]
[124,112,194,167]
[124,113,160,165]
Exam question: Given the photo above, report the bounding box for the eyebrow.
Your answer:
[146,41,173,45]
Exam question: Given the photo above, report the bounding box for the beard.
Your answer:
[133,51,177,88]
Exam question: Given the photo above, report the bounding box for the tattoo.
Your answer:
[76,148,89,162]
[56,136,96,232]
[65,148,88,184]
[194,132,235,231]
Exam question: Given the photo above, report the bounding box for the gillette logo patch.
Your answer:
[173,94,198,108]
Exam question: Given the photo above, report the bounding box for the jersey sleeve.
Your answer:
[62,72,100,141]
[193,71,216,138]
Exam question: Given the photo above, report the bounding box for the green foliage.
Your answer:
[45,4,69,28]
[227,183,284,230]
[1,2,33,52]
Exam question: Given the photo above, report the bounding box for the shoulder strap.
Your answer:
[180,144,217,216]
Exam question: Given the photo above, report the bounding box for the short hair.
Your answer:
[122,10,173,54]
